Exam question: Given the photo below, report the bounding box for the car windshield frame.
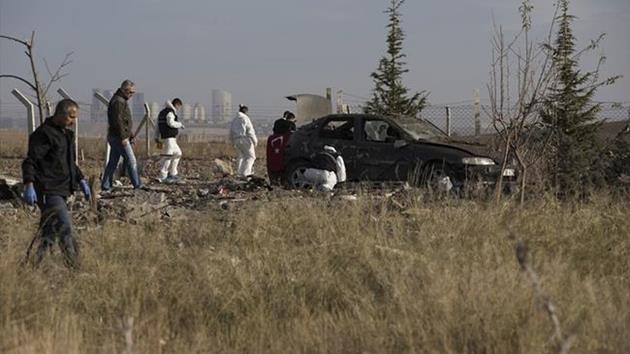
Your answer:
[386,116,449,142]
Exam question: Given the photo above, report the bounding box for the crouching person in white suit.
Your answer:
[156,98,184,183]
[303,145,347,192]
[229,104,258,177]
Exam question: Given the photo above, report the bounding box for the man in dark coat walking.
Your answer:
[101,79,142,191]
[22,99,91,268]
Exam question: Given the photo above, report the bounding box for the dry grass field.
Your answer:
[0,132,629,353]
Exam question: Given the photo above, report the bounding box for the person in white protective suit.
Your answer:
[303,145,347,192]
[155,98,185,183]
[229,104,258,177]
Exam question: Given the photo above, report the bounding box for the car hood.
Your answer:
[413,138,499,161]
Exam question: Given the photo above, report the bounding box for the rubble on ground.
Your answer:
[0,175,21,201]
[0,167,416,227]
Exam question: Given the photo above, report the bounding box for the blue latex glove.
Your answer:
[79,179,91,200]
[23,183,37,206]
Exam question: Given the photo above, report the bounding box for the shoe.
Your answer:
[166,175,181,183]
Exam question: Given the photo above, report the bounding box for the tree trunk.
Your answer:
[26,32,45,125]
[495,134,512,204]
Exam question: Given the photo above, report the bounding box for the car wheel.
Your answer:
[285,160,313,189]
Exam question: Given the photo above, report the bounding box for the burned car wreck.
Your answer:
[283,114,517,193]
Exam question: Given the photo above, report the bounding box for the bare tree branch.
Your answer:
[41,52,74,100]
[0,34,29,47]
[0,74,37,91]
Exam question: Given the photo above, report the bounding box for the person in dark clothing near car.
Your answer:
[22,99,91,269]
[285,111,297,132]
[101,79,142,192]
[303,145,347,192]
[266,118,292,185]
[273,110,297,134]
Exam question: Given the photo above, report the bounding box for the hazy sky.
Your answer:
[1,0,629,113]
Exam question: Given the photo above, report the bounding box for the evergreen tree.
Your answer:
[540,0,607,197]
[365,0,427,118]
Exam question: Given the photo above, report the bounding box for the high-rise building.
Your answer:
[193,103,206,123]
[149,102,160,119]
[199,104,206,123]
[90,89,113,122]
[211,89,232,124]
[129,92,146,120]
[180,103,193,123]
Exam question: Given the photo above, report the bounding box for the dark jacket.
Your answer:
[22,117,84,197]
[107,89,133,140]
[158,107,179,139]
[273,118,295,134]
[311,151,338,172]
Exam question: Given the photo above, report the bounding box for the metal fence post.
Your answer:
[45,100,53,117]
[144,103,151,157]
[57,88,79,164]
[445,106,452,136]
[11,89,36,134]
[474,89,481,137]
[93,92,111,167]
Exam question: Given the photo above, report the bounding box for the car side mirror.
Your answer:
[394,139,408,149]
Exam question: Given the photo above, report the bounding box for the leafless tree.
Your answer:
[0,31,73,125]
[486,1,559,205]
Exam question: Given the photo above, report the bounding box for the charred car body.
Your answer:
[283,114,517,193]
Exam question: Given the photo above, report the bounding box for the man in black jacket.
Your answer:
[22,99,91,268]
[101,79,142,191]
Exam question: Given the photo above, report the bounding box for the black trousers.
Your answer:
[35,194,79,268]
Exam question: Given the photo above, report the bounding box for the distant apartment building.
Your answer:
[211,89,232,124]
[193,103,206,123]
[180,103,193,123]
[129,92,146,119]
[149,102,161,121]
[90,89,113,122]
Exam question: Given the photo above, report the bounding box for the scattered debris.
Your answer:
[0,201,16,209]
[0,175,21,200]
[211,158,233,177]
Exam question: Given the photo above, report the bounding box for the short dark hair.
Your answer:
[54,98,79,117]
[121,80,135,89]
[172,98,182,106]
[283,110,292,118]
[239,104,248,113]
[285,112,296,120]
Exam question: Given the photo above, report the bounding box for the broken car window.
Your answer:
[394,116,448,141]
[364,120,399,143]
[319,119,354,140]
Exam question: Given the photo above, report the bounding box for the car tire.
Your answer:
[284,160,313,190]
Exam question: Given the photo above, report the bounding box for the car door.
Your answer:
[352,117,411,181]
[313,116,359,178]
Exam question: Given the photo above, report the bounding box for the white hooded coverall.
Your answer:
[303,146,347,192]
[156,100,184,180]
[229,111,258,177]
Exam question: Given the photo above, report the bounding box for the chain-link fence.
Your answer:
[346,102,630,137]
[2,99,629,139]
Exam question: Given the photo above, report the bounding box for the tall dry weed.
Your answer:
[0,194,628,353]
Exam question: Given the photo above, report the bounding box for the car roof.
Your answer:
[313,113,397,122]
